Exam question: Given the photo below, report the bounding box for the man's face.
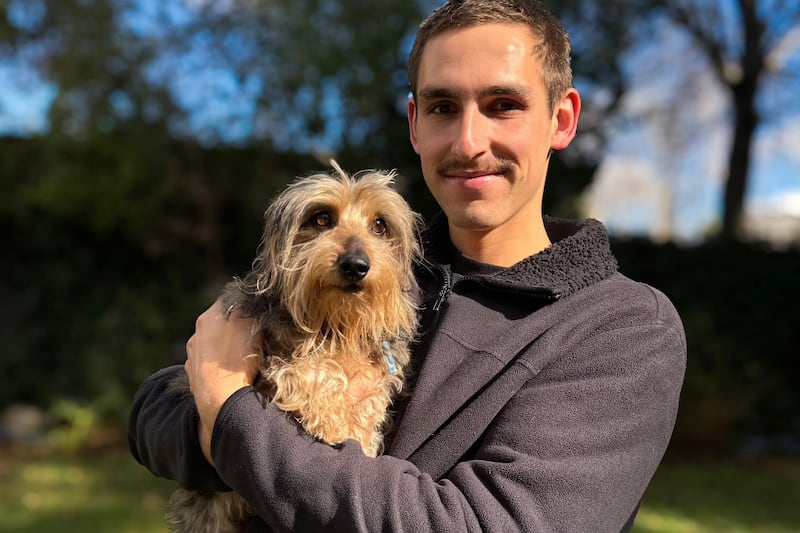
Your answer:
[408,23,573,240]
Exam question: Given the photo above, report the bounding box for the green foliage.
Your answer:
[0,134,316,423]
[613,238,800,451]
[0,208,203,422]
[47,400,97,453]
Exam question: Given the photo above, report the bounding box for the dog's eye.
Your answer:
[371,217,387,236]
[310,211,333,229]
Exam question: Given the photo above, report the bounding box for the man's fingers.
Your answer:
[197,300,223,328]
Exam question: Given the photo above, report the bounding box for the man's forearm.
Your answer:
[128,365,229,492]
[211,387,487,532]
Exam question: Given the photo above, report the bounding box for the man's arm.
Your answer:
[207,316,685,532]
[130,292,685,532]
[128,365,229,492]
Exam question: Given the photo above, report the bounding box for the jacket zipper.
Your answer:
[428,266,559,314]
[432,283,450,311]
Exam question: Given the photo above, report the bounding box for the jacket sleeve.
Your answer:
[212,389,487,532]
[128,365,230,492]
[209,296,685,533]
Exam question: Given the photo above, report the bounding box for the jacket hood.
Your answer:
[419,213,618,299]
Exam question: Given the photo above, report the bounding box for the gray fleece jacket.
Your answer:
[129,215,686,532]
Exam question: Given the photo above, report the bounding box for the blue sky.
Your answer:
[0,58,55,134]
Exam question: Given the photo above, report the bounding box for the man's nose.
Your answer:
[451,105,490,159]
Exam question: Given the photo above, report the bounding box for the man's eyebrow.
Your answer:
[417,85,532,101]
[480,85,532,99]
[417,87,460,101]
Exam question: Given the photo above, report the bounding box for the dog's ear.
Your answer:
[393,204,423,293]
[252,187,304,294]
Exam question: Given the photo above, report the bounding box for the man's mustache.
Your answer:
[436,158,515,176]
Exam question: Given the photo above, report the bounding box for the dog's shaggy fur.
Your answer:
[166,162,421,533]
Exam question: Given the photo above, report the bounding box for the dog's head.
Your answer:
[249,163,421,342]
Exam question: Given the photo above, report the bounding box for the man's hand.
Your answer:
[185,300,259,465]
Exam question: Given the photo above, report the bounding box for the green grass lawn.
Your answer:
[0,448,175,533]
[1,449,798,532]
[633,456,800,533]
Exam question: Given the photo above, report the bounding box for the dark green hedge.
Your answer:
[612,238,799,452]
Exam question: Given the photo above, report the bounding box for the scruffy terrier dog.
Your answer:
[166,162,421,533]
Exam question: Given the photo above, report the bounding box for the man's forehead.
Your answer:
[415,24,544,86]
[423,22,540,59]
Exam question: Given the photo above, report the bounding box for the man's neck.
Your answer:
[448,221,551,268]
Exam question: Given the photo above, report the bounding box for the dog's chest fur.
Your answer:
[255,331,404,457]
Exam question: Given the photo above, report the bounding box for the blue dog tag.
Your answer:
[383,341,398,374]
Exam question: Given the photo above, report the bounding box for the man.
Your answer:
[129,1,686,531]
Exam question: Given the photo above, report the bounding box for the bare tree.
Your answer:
[657,0,800,240]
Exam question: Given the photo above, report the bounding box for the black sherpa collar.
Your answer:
[420,212,618,299]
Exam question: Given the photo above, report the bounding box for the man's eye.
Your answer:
[371,217,388,236]
[492,100,520,112]
[430,103,455,115]
[310,211,334,229]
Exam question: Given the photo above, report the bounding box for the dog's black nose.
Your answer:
[337,252,370,282]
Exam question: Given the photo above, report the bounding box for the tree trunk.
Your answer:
[720,0,763,241]
[721,83,758,240]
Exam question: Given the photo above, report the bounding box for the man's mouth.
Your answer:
[442,170,505,190]
[442,168,503,179]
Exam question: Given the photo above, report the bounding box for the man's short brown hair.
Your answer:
[408,0,573,113]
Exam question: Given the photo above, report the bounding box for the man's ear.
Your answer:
[408,97,420,155]
[550,88,581,151]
